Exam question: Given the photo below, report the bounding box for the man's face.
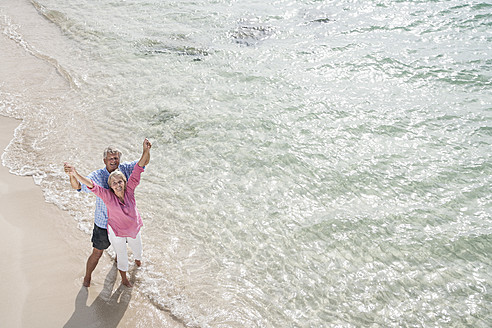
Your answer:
[104,153,120,173]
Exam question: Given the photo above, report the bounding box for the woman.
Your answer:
[69,138,151,287]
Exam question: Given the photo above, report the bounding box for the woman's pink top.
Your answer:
[89,164,144,238]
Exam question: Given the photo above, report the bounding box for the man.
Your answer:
[64,141,150,287]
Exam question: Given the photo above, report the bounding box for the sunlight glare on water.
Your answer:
[1,0,491,326]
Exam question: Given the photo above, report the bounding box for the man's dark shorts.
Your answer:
[91,224,111,250]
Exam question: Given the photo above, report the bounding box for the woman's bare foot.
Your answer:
[121,279,133,287]
[135,260,142,267]
[119,270,133,287]
[83,276,91,287]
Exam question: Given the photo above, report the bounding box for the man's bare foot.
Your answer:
[135,260,141,267]
[83,276,91,287]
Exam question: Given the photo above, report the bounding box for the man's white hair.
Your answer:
[103,146,122,160]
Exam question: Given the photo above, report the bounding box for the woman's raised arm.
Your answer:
[138,138,152,167]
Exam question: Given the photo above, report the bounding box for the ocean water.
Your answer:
[1,0,491,327]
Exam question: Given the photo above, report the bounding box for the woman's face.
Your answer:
[110,176,126,194]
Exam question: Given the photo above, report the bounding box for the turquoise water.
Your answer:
[1,0,491,326]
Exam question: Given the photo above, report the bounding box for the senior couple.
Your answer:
[64,138,151,287]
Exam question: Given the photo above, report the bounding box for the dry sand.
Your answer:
[0,115,85,327]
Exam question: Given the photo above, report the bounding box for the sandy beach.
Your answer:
[0,116,89,326]
[0,1,138,325]
[0,1,181,326]
[0,75,179,328]
[0,116,136,327]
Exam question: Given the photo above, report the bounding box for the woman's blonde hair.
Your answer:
[108,170,127,192]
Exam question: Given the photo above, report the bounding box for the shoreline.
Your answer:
[0,0,181,325]
[0,115,144,327]
[0,117,179,328]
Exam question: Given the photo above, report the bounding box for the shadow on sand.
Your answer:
[64,263,136,328]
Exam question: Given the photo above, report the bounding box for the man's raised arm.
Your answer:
[138,138,152,167]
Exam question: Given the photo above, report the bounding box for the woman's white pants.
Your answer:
[107,225,142,272]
